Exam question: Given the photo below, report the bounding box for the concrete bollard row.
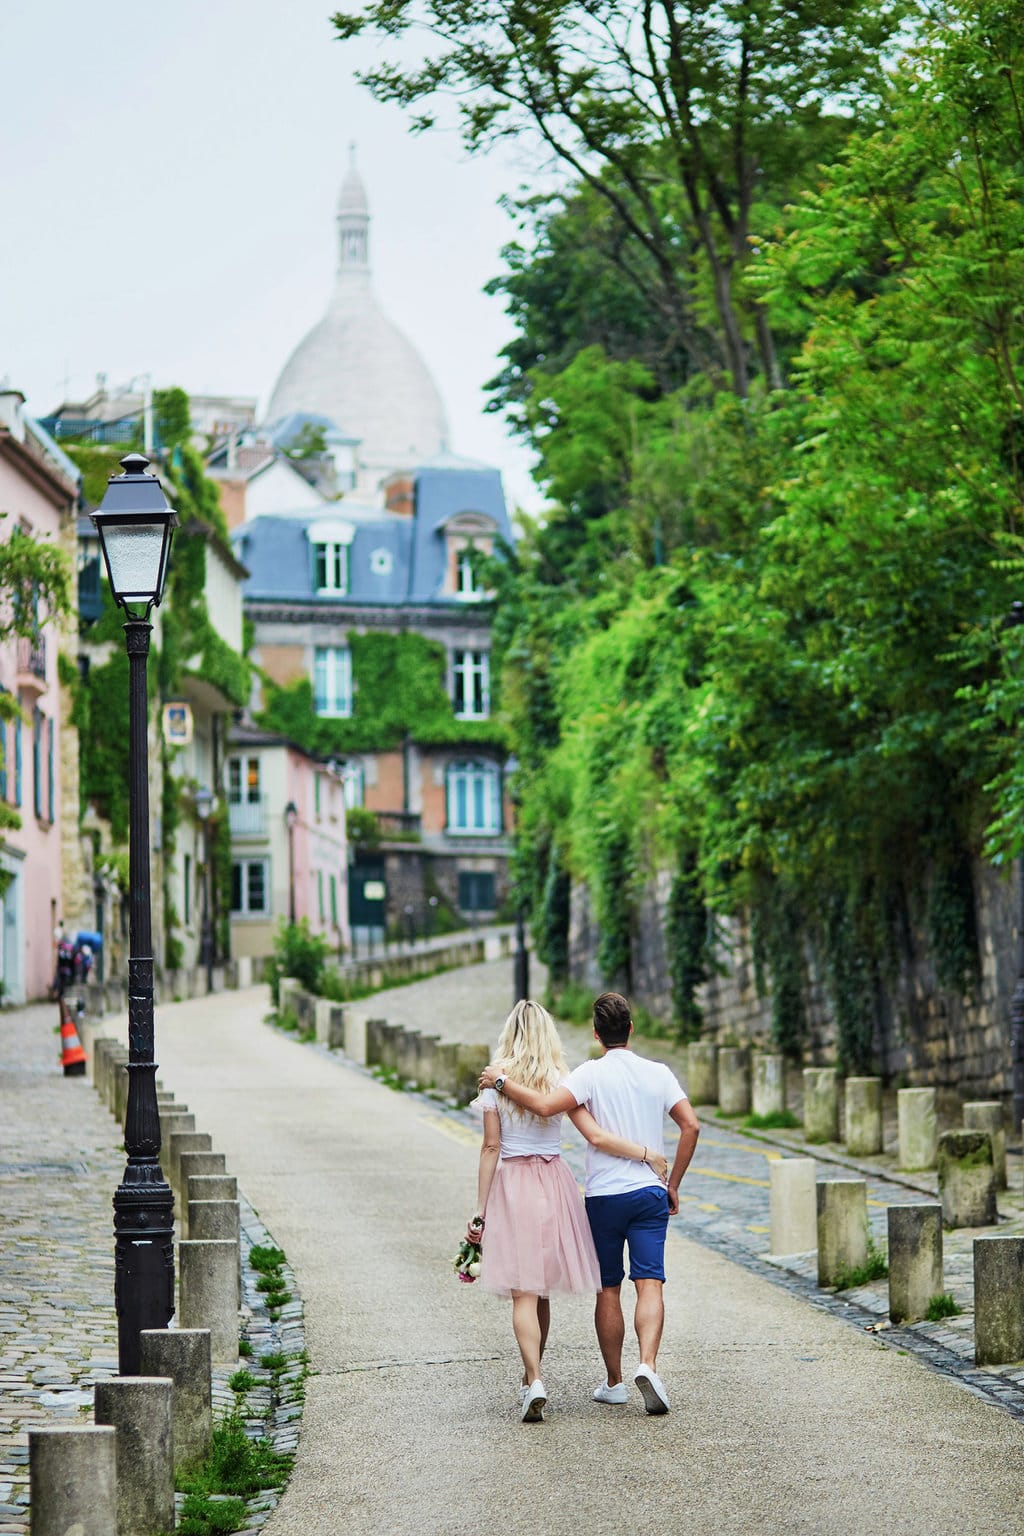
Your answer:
[94,1376,175,1536]
[937,1130,997,1229]
[179,1153,228,1236]
[769,1157,817,1255]
[845,1077,883,1156]
[898,1087,937,1171]
[168,1131,213,1195]
[140,1328,213,1472]
[752,1053,785,1119]
[29,1425,117,1536]
[887,1204,943,1324]
[718,1047,751,1115]
[180,1240,239,1364]
[802,1067,838,1143]
[974,1236,1024,1366]
[963,1102,1007,1190]
[816,1179,868,1287]
[365,1016,486,1103]
[687,1043,718,1105]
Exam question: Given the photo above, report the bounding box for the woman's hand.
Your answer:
[466,1214,485,1245]
[647,1151,669,1183]
[478,1063,500,1090]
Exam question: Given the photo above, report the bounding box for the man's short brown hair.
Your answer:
[593,991,632,1047]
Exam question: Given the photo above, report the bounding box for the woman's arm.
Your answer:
[567,1105,669,1182]
[469,1108,501,1240]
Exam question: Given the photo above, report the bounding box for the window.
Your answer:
[314,647,352,717]
[228,756,260,803]
[447,760,501,835]
[341,759,364,809]
[14,717,22,807]
[459,871,496,912]
[457,547,483,600]
[314,541,347,594]
[314,773,322,821]
[184,853,192,926]
[453,650,490,719]
[317,869,325,921]
[330,874,338,924]
[231,858,269,915]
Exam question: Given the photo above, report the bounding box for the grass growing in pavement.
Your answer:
[926,1292,963,1320]
[250,1245,290,1318]
[238,1338,252,1358]
[833,1239,888,1291]
[175,1491,248,1536]
[177,1413,293,1499]
[742,1110,801,1130]
[228,1369,256,1393]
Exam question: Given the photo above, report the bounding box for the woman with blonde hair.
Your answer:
[469,999,666,1422]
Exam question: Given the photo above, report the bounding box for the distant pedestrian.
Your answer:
[480,991,699,1415]
[468,1000,667,1423]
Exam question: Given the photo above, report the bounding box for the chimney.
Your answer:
[0,389,27,441]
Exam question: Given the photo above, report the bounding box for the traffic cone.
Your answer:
[59,997,87,1076]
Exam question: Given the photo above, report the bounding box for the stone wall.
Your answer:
[568,860,1020,1099]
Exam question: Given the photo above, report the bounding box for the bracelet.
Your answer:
[641,1147,648,1166]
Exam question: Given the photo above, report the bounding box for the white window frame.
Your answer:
[453,650,490,720]
[227,755,261,804]
[231,857,270,916]
[456,546,483,600]
[314,541,348,594]
[314,647,353,718]
[446,760,501,835]
[341,759,364,809]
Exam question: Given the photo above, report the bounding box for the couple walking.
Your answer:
[470,991,700,1422]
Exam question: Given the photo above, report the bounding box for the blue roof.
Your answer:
[232,462,512,607]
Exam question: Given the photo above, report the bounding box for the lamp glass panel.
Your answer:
[102,523,166,600]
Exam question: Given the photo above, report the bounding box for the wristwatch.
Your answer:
[494,1075,506,1094]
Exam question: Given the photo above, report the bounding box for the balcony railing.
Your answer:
[228,796,265,837]
[17,635,46,681]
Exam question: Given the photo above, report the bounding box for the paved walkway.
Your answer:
[4,964,1024,1533]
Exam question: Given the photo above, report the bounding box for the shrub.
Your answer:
[264,920,329,1005]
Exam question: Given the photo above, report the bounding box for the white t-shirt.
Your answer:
[479,1085,564,1159]
[566,1050,687,1197]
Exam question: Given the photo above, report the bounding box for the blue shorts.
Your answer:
[585,1187,669,1288]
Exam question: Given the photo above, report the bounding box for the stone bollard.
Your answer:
[887,1204,943,1324]
[92,1036,115,1100]
[344,1012,368,1064]
[159,1111,196,1157]
[188,1200,242,1303]
[395,1028,419,1083]
[29,1425,117,1536]
[102,1044,128,1114]
[178,1153,228,1236]
[94,1376,174,1536]
[816,1180,868,1287]
[139,1329,213,1472]
[179,1240,239,1363]
[455,1043,490,1106]
[168,1131,213,1195]
[845,1077,883,1156]
[432,1041,459,1097]
[769,1158,817,1254]
[278,976,300,1019]
[415,1034,440,1087]
[379,1023,401,1073]
[974,1236,1024,1366]
[963,1102,1007,1190]
[188,1173,238,1207]
[687,1043,718,1106]
[365,1017,388,1067]
[802,1068,839,1143]
[937,1130,997,1228]
[752,1053,786,1119]
[112,1055,131,1126]
[718,1048,751,1115]
[897,1088,937,1171]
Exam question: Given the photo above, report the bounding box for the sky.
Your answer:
[0,0,545,511]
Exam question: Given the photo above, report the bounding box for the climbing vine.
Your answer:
[665,852,708,1042]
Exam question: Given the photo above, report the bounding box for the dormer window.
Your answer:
[308,517,355,596]
[457,548,483,599]
[444,511,497,599]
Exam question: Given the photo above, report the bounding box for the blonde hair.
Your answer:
[492,1000,567,1120]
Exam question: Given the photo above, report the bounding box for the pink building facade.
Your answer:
[0,392,79,1002]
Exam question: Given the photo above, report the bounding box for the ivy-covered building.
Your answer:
[234,454,514,934]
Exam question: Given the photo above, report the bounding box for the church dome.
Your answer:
[266,149,450,490]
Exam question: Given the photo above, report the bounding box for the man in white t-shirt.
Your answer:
[480,991,700,1414]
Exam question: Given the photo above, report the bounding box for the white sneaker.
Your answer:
[634,1364,670,1415]
[521,1379,547,1422]
[592,1381,628,1405]
[518,1384,528,1405]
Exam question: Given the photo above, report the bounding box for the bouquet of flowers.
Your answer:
[453,1236,482,1284]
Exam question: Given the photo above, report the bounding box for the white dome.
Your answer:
[266,153,449,489]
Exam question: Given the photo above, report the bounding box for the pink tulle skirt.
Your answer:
[479,1155,601,1297]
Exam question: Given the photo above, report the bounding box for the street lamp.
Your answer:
[90,451,178,1375]
[194,785,214,995]
[284,801,298,924]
